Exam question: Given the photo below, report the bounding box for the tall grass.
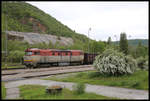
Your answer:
[2,82,6,99]
[73,83,85,95]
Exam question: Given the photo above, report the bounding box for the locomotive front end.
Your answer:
[23,49,37,68]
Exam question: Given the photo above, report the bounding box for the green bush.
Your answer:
[136,56,148,70]
[8,50,24,63]
[93,49,137,76]
[73,83,85,95]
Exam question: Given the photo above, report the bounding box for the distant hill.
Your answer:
[112,39,148,46]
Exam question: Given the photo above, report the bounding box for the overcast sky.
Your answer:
[27,1,148,41]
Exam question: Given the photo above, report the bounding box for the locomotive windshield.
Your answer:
[25,51,32,55]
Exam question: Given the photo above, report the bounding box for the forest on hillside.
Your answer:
[113,39,148,46]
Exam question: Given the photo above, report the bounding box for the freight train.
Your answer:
[23,48,98,68]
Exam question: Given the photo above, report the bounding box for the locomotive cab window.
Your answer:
[25,51,32,56]
[66,52,68,55]
[52,52,55,56]
[34,51,40,55]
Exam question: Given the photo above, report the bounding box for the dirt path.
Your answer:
[5,78,148,99]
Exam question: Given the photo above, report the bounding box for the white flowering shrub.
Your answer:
[144,61,149,70]
[93,49,137,76]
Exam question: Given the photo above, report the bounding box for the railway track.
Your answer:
[2,65,92,75]
[2,65,95,82]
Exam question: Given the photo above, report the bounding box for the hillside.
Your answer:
[2,1,89,43]
[6,31,74,46]
[2,1,101,55]
[112,39,148,46]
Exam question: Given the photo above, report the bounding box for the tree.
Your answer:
[128,45,136,58]
[107,37,112,45]
[91,40,105,54]
[119,32,128,55]
[135,41,148,58]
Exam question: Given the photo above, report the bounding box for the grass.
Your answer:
[2,82,6,99]
[44,70,149,90]
[73,83,85,95]
[19,84,117,99]
[1,62,24,69]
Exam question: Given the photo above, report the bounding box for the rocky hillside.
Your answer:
[6,31,73,46]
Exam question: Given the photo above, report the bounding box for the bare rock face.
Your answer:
[6,31,74,46]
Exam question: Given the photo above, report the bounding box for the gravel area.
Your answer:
[6,87,20,99]
[4,78,148,100]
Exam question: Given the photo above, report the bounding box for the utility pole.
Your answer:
[128,35,131,40]
[114,35,118,50]
[88,28,91,53]
[5,2,8,69]
[114,35,118,45]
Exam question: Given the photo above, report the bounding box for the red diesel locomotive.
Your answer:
[23,48,84,68]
